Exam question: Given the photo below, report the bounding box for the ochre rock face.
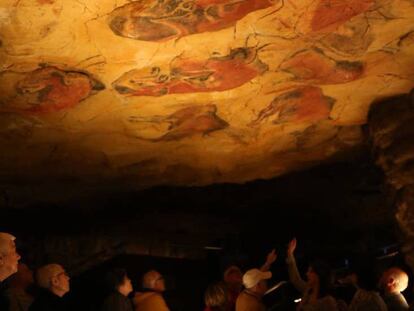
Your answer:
[311,0,375,32]
[0,0,414,187]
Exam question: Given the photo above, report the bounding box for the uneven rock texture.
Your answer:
[0,0,414,191]
[368,90,414,272]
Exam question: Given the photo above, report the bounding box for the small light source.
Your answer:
[204,246,222,250]
[264,281,287,295]
[294,298,302,303]
[376,251,399,260]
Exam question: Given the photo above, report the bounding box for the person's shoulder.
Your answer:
[385,292,409,309]
[106,292,131,303]
[150,292,166,302]
[236,291,262,307]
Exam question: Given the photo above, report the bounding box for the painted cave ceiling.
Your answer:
[1,0,414,190]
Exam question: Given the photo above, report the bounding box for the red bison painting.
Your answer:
[280,48,364,84]
[128,104,228,141]
[0,66,105,114]
[109,0,277,42]
[113,47,268,96]
[250,86,334,125]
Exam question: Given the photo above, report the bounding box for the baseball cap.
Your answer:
[242,268,272,288]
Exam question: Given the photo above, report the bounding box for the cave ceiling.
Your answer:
[1,0,414,192]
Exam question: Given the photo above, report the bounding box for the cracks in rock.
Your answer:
[330,95,350,124]
[74,54,107,74]
[258,0,285,21]
[376,73,413,83]
[83,17,108,70]
[74,0,94,15]
[145,45,162,67]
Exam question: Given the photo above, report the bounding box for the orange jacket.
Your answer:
[133,291,169,311]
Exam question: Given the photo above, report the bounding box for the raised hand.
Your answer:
[287,238,297,256]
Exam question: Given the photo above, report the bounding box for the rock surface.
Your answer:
[368,90,414,272]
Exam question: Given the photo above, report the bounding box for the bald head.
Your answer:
[36,264,70,297]
[0,232,20,281]
[142,270,165,292]
[382,267,409,294]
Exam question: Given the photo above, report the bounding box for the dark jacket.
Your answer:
[101,291,133,311]
[28,289,68,311]
[0,281,10,310]
[383,292,409,311]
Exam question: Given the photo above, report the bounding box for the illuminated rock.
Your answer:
[0,0,413,188]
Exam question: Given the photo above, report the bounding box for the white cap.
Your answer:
[242,268,272,288]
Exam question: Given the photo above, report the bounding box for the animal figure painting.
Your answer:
[250,86,334,126]
[109,0,277,42]
[128,104,228,141]
[280,48,364,84]
[311,0,374,32]
[0,66,105,114]
[113,48,268,96]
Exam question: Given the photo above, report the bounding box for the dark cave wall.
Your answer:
[1,157,396,277]
[368,89,414,272]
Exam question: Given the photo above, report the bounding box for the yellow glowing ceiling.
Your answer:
[0,0,414,186]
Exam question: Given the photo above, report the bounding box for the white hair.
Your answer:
[0,232,16,255]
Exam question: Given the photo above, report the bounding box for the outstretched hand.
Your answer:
[287,238,297,256]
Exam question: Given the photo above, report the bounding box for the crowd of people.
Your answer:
[205,239,411,311]
[0,232,412,311]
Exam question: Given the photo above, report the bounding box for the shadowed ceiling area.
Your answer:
[1,0,414,191]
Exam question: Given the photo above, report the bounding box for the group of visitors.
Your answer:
[0,232,169,311]
[204,238,411,311]
[0,232,411,311]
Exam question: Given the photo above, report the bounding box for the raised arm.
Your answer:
[260,249,277,271]
[286,238,307,293]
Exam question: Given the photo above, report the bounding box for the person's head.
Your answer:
[353,258,380,291]
[204,282,228,311]
[142,270,165,292]
[242,268,271,296]
[380,267,409,294]
[223,265,243,290]
[36,264,70,297]
[105,268,133,297]
[8,263,34,289]
[0,232,21,281]
[306,260,333,297]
